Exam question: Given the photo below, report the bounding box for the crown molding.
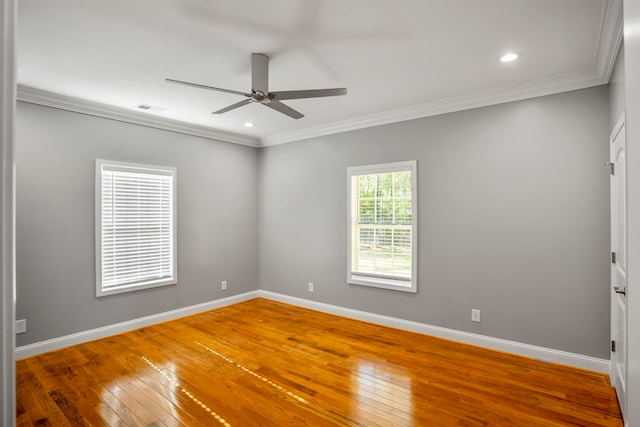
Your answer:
[595,0,624,81]
[260,69,607,147]
[16,85,260,147]
[17,0,623,150]
[260,0,623,147]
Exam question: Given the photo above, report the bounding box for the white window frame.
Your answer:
[347,160,418,293]
[95,159,177,297]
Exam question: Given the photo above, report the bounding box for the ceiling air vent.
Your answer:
[136,104,165,113]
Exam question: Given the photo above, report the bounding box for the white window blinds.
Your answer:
[96,160,177,297]
[347,161,417,293]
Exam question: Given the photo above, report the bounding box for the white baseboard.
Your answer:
[15,291,260,360]
[258,291,611,374]
[16,289,611,374]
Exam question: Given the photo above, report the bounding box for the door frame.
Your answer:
[1,0,17,425]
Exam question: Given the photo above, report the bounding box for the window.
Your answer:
[347,161,417,292]
[96,160,177,297]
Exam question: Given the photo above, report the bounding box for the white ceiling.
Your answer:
[17,0,622,147]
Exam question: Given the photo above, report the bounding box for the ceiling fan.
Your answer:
[166,53,347,120]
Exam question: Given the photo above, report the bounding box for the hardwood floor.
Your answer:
[16,298,622,426]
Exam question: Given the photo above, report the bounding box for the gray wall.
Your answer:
[610,42,626,131]
[259,86,611,358]
[16,102,259,346]
[16,86,612,359]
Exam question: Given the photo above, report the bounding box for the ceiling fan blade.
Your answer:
[270,88,347,100]
[212,99,252,114]
[264,100,304,119]
[251,53,269,95]
[166,78,250,97]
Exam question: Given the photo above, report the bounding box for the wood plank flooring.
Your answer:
[16,298,622,426]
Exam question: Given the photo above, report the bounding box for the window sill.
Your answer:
[348,274,416,293]
[97,278,177,297]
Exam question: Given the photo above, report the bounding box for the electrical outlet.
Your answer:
[15,319,26,334]
[308,282,314,292]
[471,309,481,323]
[221,280,227,290]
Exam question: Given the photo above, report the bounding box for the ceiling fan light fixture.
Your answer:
[243,122,255,128]
[500,52,519,63]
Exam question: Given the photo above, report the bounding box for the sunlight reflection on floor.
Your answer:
[351,359,414,426]
[141,356,232,427]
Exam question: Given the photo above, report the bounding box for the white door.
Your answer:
[610,112,627,419]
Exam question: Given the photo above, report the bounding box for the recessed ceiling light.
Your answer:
[243,122,255,128]
[500,52,519,63]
